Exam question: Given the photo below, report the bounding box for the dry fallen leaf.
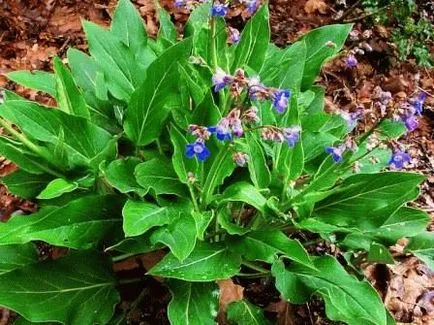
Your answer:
[217,279,244,324]
[304,0,328,14]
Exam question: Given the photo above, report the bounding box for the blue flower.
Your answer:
[389,150,411,169]
[403,114,419,132]
[341,110,363,129]
[174,0,184,8]
[185,141,210,161]
[282,126,301,148]
[325,146,345,163]
[272,89,291,113]
[410,92,427,115]
[208,124,232,141]
[211,3,229,17]
[245,0,258,14]
[212,68,231,92]
[345,55,358,68]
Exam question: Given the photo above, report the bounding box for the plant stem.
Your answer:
[112,253,138,263]
[117,277,146,285]
[188,184,200,212]
[242,260,270,274]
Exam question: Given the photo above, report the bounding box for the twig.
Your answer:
[337,0,362,21]
[344,5,391,23]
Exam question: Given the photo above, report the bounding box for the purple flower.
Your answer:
[211,3,229,17]
[228,27,240,44]
[174,0,184,8]
[410,92,427,115]
[208,118,233,141]
[212,68,231,92]
[325,145,346,163]
[248,76,267,101]
[403,114,419,132]
[245,0,258,14]
[389,150,411,169]
[185,140,210,161]
[282,126,301,148]
[272,89,291,113]
[345,55,358,68]
[233,152,249,167]
[242,106,260,123]
[341,110,363,129]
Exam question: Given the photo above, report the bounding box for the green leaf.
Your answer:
[232,5,270,72]
[111,0,147,53]
[300,24,352,90]
[378,119,407,139]
[272,256,388,325]
[217,207,250,235]
[229,230,312,267]
[368,242,394,264]
[122,199,182,237]
[36,178,79,200]
[167,280,218,325]
[244,132,270,189]
[313,172,424,229]
[6,71,56,97]
[103,158,147,196]
[149,242,241,281]
[184,3,210,36]
[83,21,143,101]
[0,136,49,175]
[202,146,235,205]
[192,211,213,240]
[0,195,123,249]
[124,38,192,145]
[2,170,53,199]
[169,126,199,184]
[107,234,163,256]
[219,182,267,213]
[53,57,90,119]
[0,244,38,275]
[157,8,177,43]
[135,159,187,197]
[151,213,197,261]
[0,100,114,168]
[406,232,434,270]
[0,250,119,325]
[226,300,270,325]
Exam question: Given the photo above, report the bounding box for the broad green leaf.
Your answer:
[244,132,270,189]
[107,233,163,256]
[219,182,267,213]
[0,195,123,249]
[111,0,147,53]
[2,170,53,199]
[192,211,213,240]
[0,136,49,175]
[124,38,192,145]
[169,126,199,184]
[272,256,388,325]
[0,244,38,275]
[53,57,90,119]
[149,242,241,281]
[0,250,119,325]
[135,159,187,197]
[36,178,78,200]
[103,158,147,196]
[6,71,56,97]
[406,232,434,270]
[150,213,197,261]
[83,21,143,101]
[217,207,250,235]
[0,100,113,168]
[300,24,352,89]
[226,300,270,325]
[157,7,177,43]
[122,199,181,237]
[368,242,394,264]
[229,230,312,267]
[1,88,26,101]
[202,146,235,205]
[378,119,407,139]
[167,280,218,325]
[313,172,424,229]
[184,3,210,36]
[232,5,270,72]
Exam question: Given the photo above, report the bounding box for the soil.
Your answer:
[0,0,433,324]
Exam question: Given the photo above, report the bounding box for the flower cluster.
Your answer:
[389,150,411,169]
[212,68,292,114]
[210,0,259,17]
[401,92,427,132]
[340,109,363,129]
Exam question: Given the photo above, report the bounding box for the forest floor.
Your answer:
[0,0,433,324]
